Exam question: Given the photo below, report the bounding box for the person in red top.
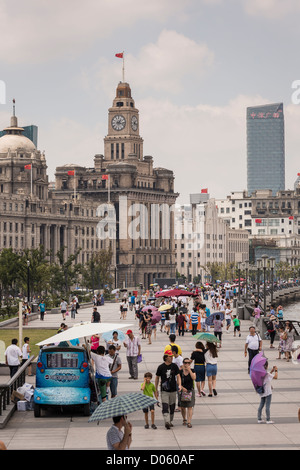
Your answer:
[177,312,185,336]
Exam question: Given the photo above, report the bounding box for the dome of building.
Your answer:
[0,133,36,153]
[0,113,36,154]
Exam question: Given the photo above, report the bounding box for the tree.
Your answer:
[19,247,51,299]
[49,246,82,298]
[82,247,113,291]
[0,248,22,298]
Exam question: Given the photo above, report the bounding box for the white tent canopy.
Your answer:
[36,322,133,346]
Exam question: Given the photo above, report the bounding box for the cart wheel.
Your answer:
[34,403,41,417]
[83,403,90,416]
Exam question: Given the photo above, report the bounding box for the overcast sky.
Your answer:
[1,0,300,204]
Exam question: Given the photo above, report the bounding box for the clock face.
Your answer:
[131,115,138,131]
[111,114,126,131]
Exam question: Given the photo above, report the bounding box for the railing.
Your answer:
[0,355,35,417]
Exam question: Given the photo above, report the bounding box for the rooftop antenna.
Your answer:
[12,98,15,117]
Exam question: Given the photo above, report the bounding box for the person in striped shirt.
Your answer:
[190,309,200,336]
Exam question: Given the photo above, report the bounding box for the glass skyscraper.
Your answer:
[247,103,285,195]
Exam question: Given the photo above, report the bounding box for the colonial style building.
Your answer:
[0,82,178,288]
[217,182,300,266]
[175,194,249,282]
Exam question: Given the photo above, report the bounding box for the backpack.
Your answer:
[267,321,274,332]
[93,311,101,322]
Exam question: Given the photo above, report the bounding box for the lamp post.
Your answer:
[269,257,275,304]
[256,258,262,303]
[237,261,242,301]
[27,260,30,303]
[245,260,249,302]
[261,255,268,316]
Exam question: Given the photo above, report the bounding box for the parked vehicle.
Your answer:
[34,344,91,417]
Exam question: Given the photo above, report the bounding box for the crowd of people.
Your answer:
[3,283,298,451]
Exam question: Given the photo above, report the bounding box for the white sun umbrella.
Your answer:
[36,322,133,346]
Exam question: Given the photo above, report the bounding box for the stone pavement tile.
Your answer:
[172,424,238,450]
[204,403,257,419]
[272,423,300,445]
[64,426,107,450]
[7,428,68,450]
[223,423,293,448]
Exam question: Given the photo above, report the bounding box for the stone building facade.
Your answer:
[0,82,178,289]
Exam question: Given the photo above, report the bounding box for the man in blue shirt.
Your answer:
[38,300,46,321]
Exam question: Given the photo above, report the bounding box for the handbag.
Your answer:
[137,354,142,363]
[180,390,193,402]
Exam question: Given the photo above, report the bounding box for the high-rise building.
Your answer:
[247,103,285,196]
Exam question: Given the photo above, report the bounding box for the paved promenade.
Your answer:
[1,300,300,450]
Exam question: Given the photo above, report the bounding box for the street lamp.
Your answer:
[245,260,249,302]
[261,255,268,315]
[237,261,242,301]
[256,258,262,302]
[269,257,276,304]
[27,260,30,303]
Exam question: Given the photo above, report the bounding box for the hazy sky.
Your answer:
[1,0,300,204]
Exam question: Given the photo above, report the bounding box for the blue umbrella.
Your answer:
[102,329,126,342]
[205,312,224,326]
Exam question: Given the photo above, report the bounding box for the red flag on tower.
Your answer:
[24,164,31,170]
[102,174,109,180]
[201,188,208,193]
[115,53,123,58]
[68,170,75,176]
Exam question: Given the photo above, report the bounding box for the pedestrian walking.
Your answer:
[190,308,200,336]
[107,345,122,398]
[38,299,46,321]
[120,299,129,320]
[91,307,101,323]
[155,350,182,429]
[245,326,262,373]
[144,310,153,344]
[70,299,77,319]
[266,315,278,349]
[5,339,22,378]
[169,308,177,335]
[213,314,224,347]
[60,299,68,321]
[205,342,218,397]
[277,326,286,359]
[284,321,295,362]
[21,336,32,376]
[179,359,196,428]
[190,341,206,397]
[141,372,158,429]
[257,361,278,424]
[106,415,132,450]
[225,304,233,332]
[233,315,241,337]
[123,330,141,380]
[164,334,183,356]
[252,303,261,329]
[177,311,185,336]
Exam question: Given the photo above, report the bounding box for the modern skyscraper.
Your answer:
[247,103,285,196]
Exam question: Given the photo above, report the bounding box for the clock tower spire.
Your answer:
[104,82,143,161]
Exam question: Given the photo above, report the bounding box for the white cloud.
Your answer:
[244,0,300,19]
[80,30,214,99]
[0,0,189,64]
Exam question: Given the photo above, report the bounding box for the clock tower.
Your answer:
[104,82,144,161]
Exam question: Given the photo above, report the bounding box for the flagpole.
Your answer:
[30,163,33,198]
[108,174,110,203]
[122,51,125,83]
[74,169,76,199]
